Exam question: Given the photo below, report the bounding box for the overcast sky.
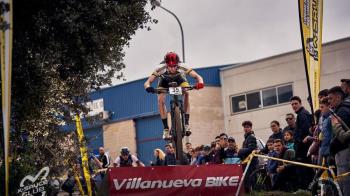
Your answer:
[112,0,350,85]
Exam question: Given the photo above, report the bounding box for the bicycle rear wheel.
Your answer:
[173,106,184,164]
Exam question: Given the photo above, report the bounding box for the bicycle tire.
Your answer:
[248,167,272,192]
[310,178,341,196]
[174,106,184,164]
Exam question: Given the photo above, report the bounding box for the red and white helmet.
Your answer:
[164,52,180,67]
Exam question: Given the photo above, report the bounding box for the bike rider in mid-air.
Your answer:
[144,52,204,140]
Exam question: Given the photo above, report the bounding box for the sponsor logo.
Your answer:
[306,0,320,61]
[113,176,240,190]
[303,0,310,26]
[17,167,50,196]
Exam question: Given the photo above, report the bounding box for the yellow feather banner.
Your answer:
[0,0,13,195]
[298,0,323,113]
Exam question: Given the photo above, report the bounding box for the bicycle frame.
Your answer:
[155,84,195,165]
[169,92,186,164]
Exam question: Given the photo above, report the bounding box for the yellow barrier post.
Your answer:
[75,114,93,196]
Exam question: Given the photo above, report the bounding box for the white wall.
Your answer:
[221,38,350,146]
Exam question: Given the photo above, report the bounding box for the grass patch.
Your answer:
[248,190,311,196]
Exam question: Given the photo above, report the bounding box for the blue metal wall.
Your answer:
[135,115,167,166]
[62,65,231,157]
[84,127,104,155]
[88,64,232,125]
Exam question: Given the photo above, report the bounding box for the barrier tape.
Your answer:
[251,152,328,170]
[238,151,350,195]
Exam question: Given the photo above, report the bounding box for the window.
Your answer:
[262,88,277,107]
[230,83,293,114]
[232,95,246,113]
[277,85,293,103]
[246,92,261,110]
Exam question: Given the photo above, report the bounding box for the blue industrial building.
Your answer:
[72,64,230,164]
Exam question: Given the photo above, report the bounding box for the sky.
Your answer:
[112,0,350,85]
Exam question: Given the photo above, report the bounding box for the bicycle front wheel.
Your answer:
[249,168,272,192]
[174,106,184,164]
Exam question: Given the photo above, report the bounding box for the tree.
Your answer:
[0,0,155,193]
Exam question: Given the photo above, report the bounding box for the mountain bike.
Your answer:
[309,160,350,196]
[155,82,195,165]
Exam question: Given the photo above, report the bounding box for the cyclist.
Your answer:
[144,52,204,139]
[113,147,145,167]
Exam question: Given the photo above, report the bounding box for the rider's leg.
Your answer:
[158,93,171,139]
[183,91,190,125]
[158,93,168,129]
[183,91,191,136]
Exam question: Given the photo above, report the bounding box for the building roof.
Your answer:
[219,36,350,72]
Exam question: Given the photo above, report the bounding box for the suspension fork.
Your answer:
[170,95,186,137]
[178,99,186,135]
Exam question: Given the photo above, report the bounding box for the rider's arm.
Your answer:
[144,75,157,89]
[188,69,204,84]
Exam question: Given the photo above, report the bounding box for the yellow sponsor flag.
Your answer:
[1,0,13,195]
[298,0,323,113]
[75,114,93,196]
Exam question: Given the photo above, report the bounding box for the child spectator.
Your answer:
[284,130,295,150]
[318,97,332,166]
[266,139,278,187]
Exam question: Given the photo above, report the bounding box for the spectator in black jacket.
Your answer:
[152,148,165,166]
[269,120,284,140]
[238,121,257,160]
[340,79,350,104]
[290,96,312,160]
[328,86,350,195]
[290,96,313,190]
[164,144,176,165]
[283,113,296,133]
[238,120,258,193]
[185,142,192,163]
[261,121,284,154]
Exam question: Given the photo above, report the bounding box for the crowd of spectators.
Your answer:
[86,79,350,195]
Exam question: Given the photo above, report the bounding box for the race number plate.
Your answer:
[169,87,182,95]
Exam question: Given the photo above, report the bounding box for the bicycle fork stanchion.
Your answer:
[235,154,254,196]
[331,168,344,196]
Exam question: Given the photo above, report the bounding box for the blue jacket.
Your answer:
[195,155,205,165]
[320,112,332,156]
[267,151,278,173]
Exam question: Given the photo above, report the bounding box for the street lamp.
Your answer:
[151,0,185,63]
